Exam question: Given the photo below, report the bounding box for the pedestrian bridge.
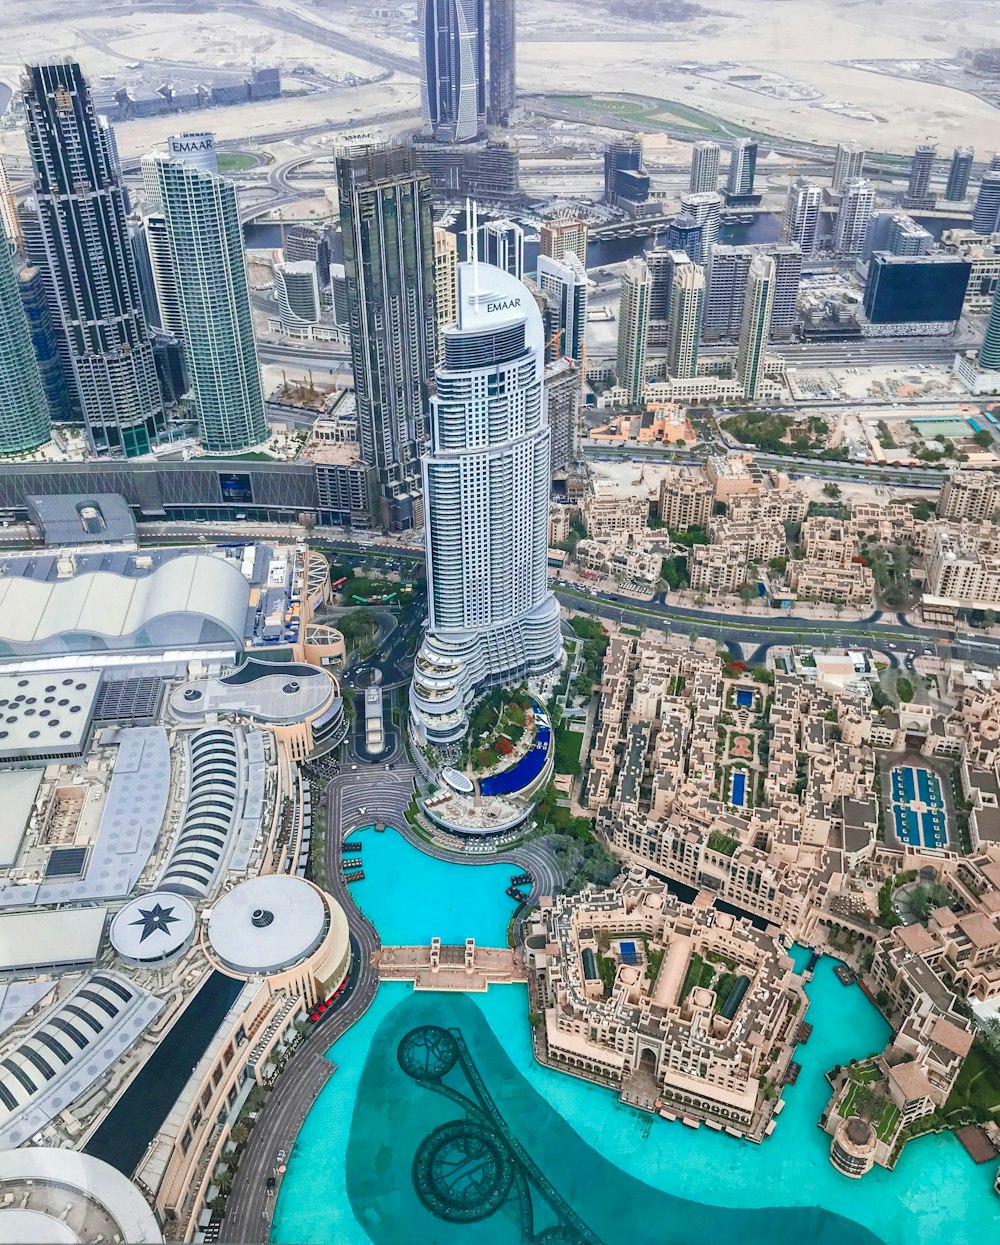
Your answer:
[374,938,525,991]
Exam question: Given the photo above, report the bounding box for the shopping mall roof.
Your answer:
[0,768,43,868]
[25,494,137,548]
[110,891,195,964]
[0,669,99,764]
[0,551,250,658]
[0,907,106,974]
[168,659,334,725]
[207,875,328,976]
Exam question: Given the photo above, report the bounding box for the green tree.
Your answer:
[823,482,841,499]
[896,676,914,703]
[972,428,994,449]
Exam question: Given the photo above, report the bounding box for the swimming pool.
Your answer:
[889,766,948,850]
[731,769,747,807]
[736,689,753,708]
[479,702,552,797]
[273,958,1000,1245]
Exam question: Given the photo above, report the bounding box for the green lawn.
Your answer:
[945,1043,1000,1121]
[549,92,758,139]
[217,151,259,173]
[554,727,584,776]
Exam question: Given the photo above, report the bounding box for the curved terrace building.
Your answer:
[409,257,561,745]
[0,239,50,454]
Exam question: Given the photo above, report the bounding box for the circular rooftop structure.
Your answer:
[0,1149,162,1243]
[110,891,196,965]
[208,875,336,976]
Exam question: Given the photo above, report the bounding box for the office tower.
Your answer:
[973,171,1000,235]
[981,282,1000,370]
[15,261,73,424]
[664,214,704,266]
[274,260,321,334]
[679,192,721,263]
[409,257,562,745]
[604,136,649,209]
[154,154,267,452]
[704,244,801,337]
[420,0,486,142]
[128,215,161,330]
[736,255,775,400]
[946,147,975,202]
[616,257,651,405]
[284,223,332,289]
[488,0,516,125]
[433,226,459,355]
[0,156,22,253]
[864,211,932,259]
[726,139,758,196]
[665,262,705,380]
[690,141,720,194]
[151,330,188,406]
[413,134,519,200]
[338,146,436,531]
[330,263,350,327]
[142,213,183,337]
[482,218,524,279]
[782,178,821,255]
[0,239,51,453]
[536,252,588,363]
[22,62,164,456]
[863,253,971,329]
[834,179,876,255]
[539,216,588,264]
[545,357,580,474]
[904,143,937,207]
[831,142,865,193]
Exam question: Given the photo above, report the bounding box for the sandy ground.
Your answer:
[2,0,1000,159]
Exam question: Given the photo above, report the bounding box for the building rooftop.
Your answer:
[0,908,106,974]
[0,669,99,762]
[24,494,137,549]
[207,875,330,976]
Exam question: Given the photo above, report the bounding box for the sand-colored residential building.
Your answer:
[658,470,714,532]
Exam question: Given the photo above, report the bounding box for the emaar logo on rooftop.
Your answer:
[486,297,521,313]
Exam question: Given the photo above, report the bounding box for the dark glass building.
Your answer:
[337,146,436,531]
[15,261,74,424]
[420,0,486,142]
[488,0,516,125]
[863,253,971,325]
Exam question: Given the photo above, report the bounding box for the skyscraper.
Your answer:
[945,147,975,202]
[831,143,865,193]
[979,281,1000,371]
[834,179,876,255]
[863,212,932,259]
[536,252,588,363]
[0,239,51,454]
[482,218,524,280]
[664,214,704,266]
[409,258,561,745]
[782,178,821,255]
[420,0,486,143]
[545,357,580,475]
[679,192,722,263]
[142,214,184,337]
[689,141,720,194]
[433,226,459,357]
[665,262,705,380]
[154,153,266,452]
[338,146,436,531]
[647,247,687,345]
[16,261,74,424]
[539,216,588,264]
[488,0,516,126]
[973,171,1000,235]
[726,140,758,197]
[704,244,801,338]
[616,257,651,405]
[0,156,23,253]
[904,143,937,207]
[21,61,164,456]
[736,255,775,400]
[273,260,322,335]
[604,136,649,208]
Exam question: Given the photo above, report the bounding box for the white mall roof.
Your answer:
[208,875,327,975]
[110,891,196,963]
[0,1150,162,1243]
[0,768,42,868]
[0,1209,77,1243]
[0,670,99,758]
[0,907,106,973]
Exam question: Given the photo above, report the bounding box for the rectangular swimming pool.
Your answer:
[731,770,747,807]
[889,765,947,850]
[735,689,753,708]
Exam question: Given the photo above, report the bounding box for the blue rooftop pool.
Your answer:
[479,702,552,797]
[731,769,747,807]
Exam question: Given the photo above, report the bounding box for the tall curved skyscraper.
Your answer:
[410,258,562,745]
[0,238,50,454]
[420,0,486,143]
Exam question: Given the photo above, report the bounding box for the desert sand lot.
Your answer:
[1,0,1000,158]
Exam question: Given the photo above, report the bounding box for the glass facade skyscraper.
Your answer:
[0,239,51,454]
[420,0,486,142]
[409,260,561,745]
[154,155,266,452]
[21,61,164,457]
[337,146,436,531]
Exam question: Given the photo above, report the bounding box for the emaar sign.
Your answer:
[168,133,215,156]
